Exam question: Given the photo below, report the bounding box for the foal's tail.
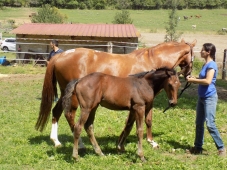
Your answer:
[62,79,79,114]
[35,57,58,132]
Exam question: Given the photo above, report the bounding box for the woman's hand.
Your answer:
[186,75,196,83]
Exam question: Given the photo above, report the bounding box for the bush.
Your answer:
[112,10,133,24]
[217,29,227,35]
[31,4,68,23]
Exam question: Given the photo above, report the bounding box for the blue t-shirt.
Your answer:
[48,48,63,61]
[198,61,217,98]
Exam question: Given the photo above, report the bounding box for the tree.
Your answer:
[164,0,182,42]
[112,10,133,24]
[31,4,67,23]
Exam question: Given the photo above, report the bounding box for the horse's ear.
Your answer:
[191,39,197,47]
[180,39,185,43]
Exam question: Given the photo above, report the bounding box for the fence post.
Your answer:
[222,49,226,80]
[107,41,113,53]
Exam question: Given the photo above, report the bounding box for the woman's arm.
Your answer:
[186,69,215,85]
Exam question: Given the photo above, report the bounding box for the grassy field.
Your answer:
[0,8,227,34]
[0,66,226,169]
[0,7,227,170]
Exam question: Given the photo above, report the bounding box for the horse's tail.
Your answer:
[62,79,79,114]
[35,57,58,132]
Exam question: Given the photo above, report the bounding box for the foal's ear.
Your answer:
[165,69,172,77]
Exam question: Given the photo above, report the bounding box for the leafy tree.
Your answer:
[64,0,78,9]
[112,10,133,24]
[164,0,182,42]
[93,0,106,9]
[154,0,163,9]
[31,4,67,23]
[115,0,132,9]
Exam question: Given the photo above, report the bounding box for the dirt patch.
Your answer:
[180,83,227,101]
[0,74,44,82]
[139,33,227,62]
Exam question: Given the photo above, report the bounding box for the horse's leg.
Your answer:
[135,107,146,162]
[117,110,136,152]
[84,107,104,156]
[72,108,90,159]
[145,109,159,148]
[64,94,85,150]
[50,96,63,147]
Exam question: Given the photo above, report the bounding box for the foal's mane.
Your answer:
[129,71,151,78]
[129,67,176,79]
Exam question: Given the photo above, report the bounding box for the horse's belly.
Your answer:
[99,101,130,111]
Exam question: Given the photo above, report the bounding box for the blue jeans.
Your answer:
[194,93,225,151]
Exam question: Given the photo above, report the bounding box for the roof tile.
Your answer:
[11,23,141,38]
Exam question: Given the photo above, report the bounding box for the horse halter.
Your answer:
[178,43,194,98]
[164,43,194,113]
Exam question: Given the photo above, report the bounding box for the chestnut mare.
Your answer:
[35,39,196,148]
[62,68,181,161]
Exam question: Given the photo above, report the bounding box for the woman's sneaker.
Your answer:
[186,147,203,155]
[218,148,226,157]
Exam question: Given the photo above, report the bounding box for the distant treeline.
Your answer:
[1,0,227,10]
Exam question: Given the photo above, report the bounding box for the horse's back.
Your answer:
[54,48,148,89]
[76,72,154,110]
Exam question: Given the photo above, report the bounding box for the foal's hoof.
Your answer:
[116,145,125,153]
[148,140,159,149]
[99,152,105,156]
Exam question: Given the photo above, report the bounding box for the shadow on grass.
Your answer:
[165,140,190,150]
[29,133,165,162]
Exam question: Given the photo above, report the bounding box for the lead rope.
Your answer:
[163,46,195,113]
[178,55,194,98]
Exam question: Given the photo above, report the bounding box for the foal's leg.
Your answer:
[73,108,90,159]
[135,107,146,162]
[117,110,136,152]
[145,109,159,148]
[64,94,85,150]
[84,107,104,156]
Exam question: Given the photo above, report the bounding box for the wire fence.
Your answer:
[1,42,226,80]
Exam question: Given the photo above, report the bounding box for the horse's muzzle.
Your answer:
[169,100,177,107]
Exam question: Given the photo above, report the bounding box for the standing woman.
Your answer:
[186,43,226,156]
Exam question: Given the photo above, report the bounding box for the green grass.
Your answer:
[60,9,227,33]
[0,7,227,169]
[0,67,226,169]
[1,8,227,35]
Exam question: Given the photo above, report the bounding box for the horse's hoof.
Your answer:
[55,143,62,148]
[72,155,79,161]
[50,138,62,147]
[140,157,147,162]
[78,147,86,154]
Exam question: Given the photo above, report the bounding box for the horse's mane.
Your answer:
[131,41,181,57]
